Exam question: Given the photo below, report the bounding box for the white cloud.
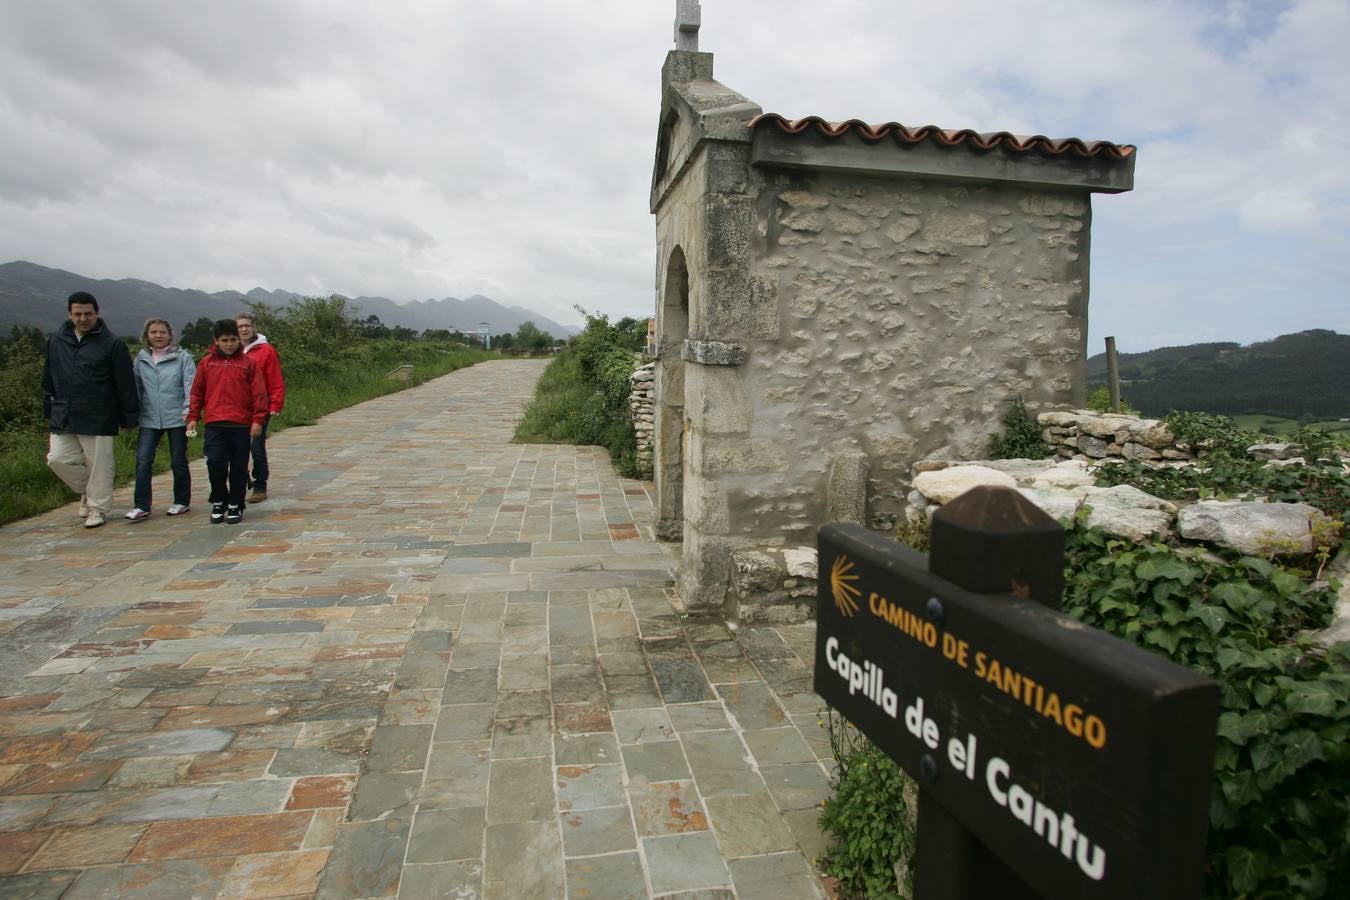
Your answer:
[0,0,1344,347]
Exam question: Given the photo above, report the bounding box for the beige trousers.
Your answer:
[47,433,116,514]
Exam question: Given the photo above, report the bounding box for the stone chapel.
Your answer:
[651,8,1136,621]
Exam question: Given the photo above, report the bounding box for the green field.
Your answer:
[1230,415,1350,436]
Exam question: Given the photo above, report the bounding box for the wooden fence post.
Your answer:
[1105,336,1121,413]
[913,485,1064,900]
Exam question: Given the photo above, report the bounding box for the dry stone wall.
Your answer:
[1038,410,1190,461]
[630,362,655,478]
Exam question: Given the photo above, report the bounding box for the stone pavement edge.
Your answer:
[0,359,834,899]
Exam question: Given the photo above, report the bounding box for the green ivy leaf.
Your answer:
[1286,683,1338,717]
[1191,605,1231,635]
[1224,845,1264,893]
[1279,729,1325,769]
[1135,556,1197,584]
[1144,627,1181,654]
[1212,580,1267,613]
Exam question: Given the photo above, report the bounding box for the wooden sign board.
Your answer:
[815,523,1219,900]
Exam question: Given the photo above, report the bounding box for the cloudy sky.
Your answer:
[1,0,1345,352]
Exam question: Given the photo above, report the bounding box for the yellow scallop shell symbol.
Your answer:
[830,555,861,618]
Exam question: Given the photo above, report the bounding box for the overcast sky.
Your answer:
[1,0,1345,352]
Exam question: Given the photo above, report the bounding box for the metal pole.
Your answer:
[1105,336,1121,413]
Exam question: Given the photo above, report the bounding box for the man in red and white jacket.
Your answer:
[235,313,286,502]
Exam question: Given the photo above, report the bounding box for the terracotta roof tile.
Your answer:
[750,113,1135,159]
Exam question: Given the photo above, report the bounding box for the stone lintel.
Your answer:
[750,128,1134,194]
[682,339,746,366]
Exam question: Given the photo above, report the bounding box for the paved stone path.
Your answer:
[0,360,831,899]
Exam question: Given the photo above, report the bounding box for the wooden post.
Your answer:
[913,486,1062,899]
[1105,336,1121,413]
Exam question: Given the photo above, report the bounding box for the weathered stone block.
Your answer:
[684,364,751,435]
[827,452,868,524]
[1178,500,1328,556]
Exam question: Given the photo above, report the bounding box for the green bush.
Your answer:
[513,311,642,477]
[818,712,915,899]
[986,397,1051,460]
[1063,524,1348,898]
[1086,385,1138,414]
[1165,411,1260,458]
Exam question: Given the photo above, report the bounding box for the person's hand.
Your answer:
[185,420,198,438]
[250,422,263,438]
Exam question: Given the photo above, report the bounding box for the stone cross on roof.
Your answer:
[675,0,701,51]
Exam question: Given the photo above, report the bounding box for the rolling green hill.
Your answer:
[1086,330,1350,420]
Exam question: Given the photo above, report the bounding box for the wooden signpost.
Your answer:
[815,486,1219,899]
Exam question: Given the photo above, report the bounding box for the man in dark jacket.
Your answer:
[42,291,139,528]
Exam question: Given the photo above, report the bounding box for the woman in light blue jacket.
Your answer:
[124,318,196,521]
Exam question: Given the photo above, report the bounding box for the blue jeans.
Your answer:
[134,427,191,511]
[249,415,271,491]
[204,425,251,507]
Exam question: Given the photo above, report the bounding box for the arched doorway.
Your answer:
[655,246,689,540]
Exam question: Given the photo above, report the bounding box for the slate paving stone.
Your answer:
[556,763,626,812]
[315,816,411,900]
[667,701,732,733]
[78,728,233,760]
[554,732,620,766]
[565,851,647,900]
[629,779,709,838]
[499,655,548,690]
[681,731,763,798]
[347,771,422,821]
[743,726,816,767]
[611,708,675,744]
[269,747,363,777]
[715,681,788,730]
[421,741,491,810]
[760,763,832,811]
[129,810,312,861]
[604,674,666,709]
[492,716,552,759]
[644,831,731,894]
[622,740,693,783]
[705,792,797,858]
[366,724,434,773]
[728,850,824,899]
[406,805,484,862]
[483,820,564,900]
[397,859,483,899]
[62,859,235,898]
[496,689,550,719]
[487,757,555,824]
[23,822,147,869]
[218,848,331,898]
[433,703,494,742]
[558,804,636,857]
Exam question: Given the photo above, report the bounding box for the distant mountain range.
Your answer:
[1086,329,1350,420]
[0,261,579,340]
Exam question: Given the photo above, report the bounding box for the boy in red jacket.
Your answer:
[187,320,267,524]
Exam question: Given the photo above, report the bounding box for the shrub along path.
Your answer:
[0,359,830,898]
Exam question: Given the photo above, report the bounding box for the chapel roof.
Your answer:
[750,113,1135,160]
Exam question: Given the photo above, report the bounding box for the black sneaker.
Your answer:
[225,504,243,525]
[210,503,226,524]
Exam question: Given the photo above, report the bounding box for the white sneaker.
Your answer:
[78,495,89,518]
[84,511,106,528]
[166,504,190,516]
[124,508,150,522]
